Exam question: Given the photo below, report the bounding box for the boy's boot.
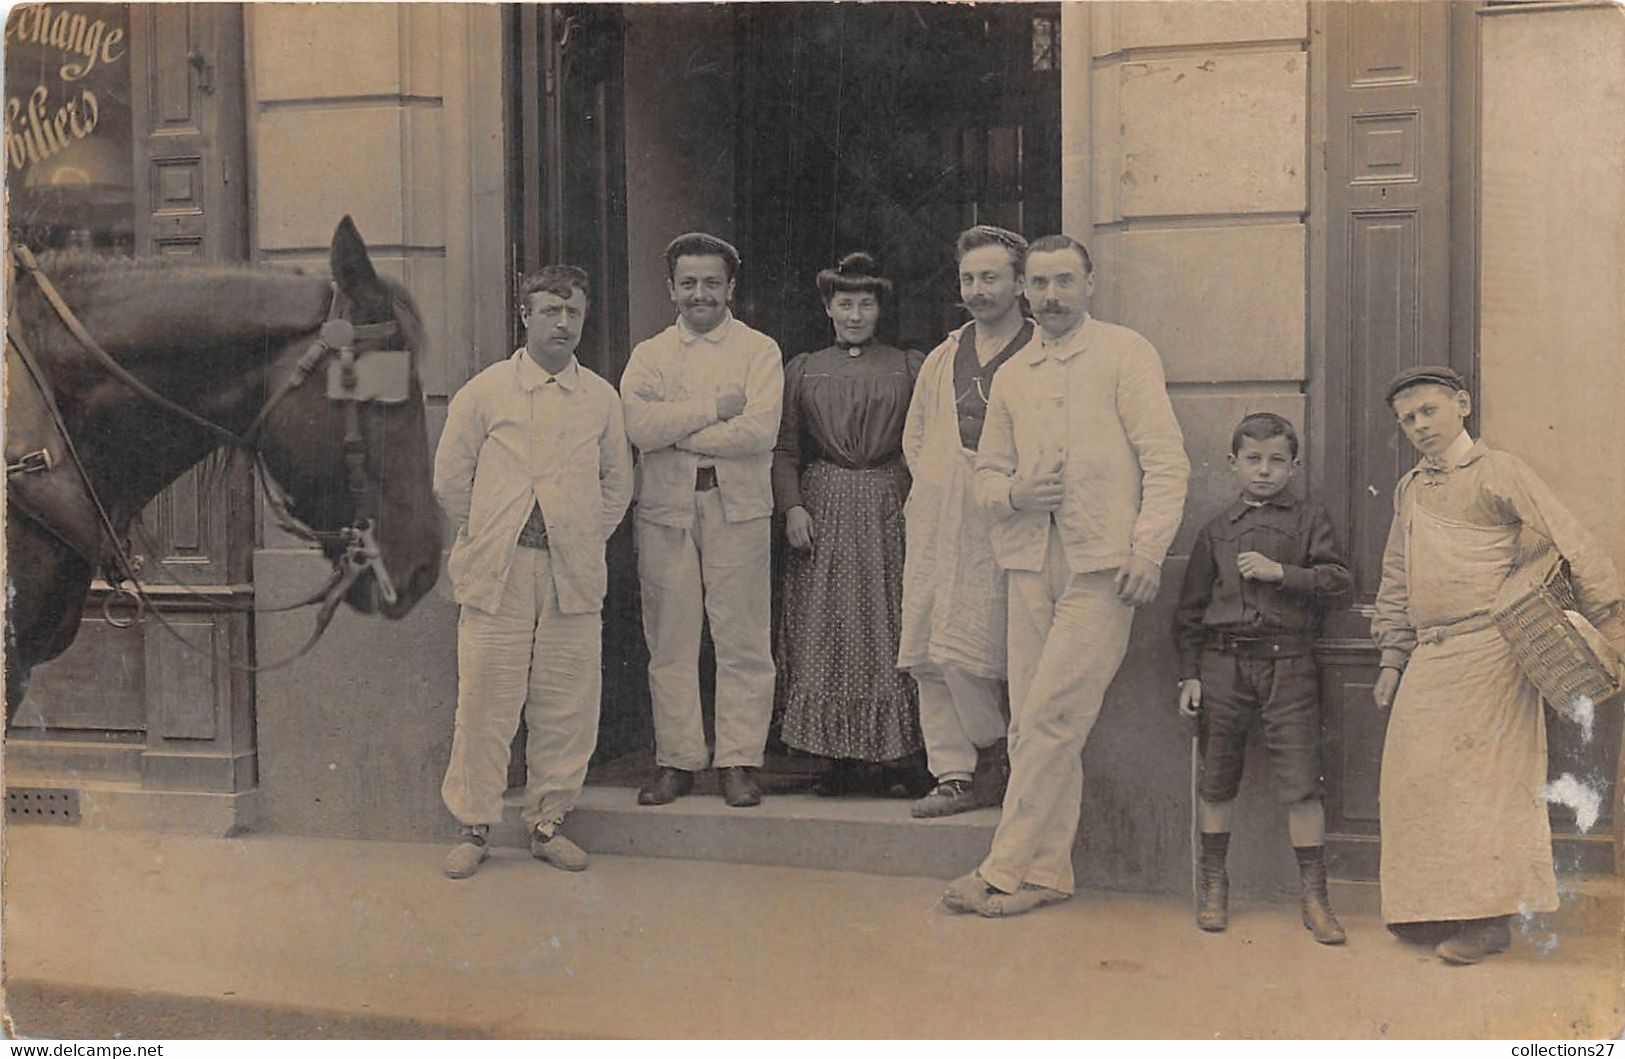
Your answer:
[1294,844,1347,945]
[1197,831,1230,932]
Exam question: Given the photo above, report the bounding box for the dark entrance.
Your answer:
[507,3,1061,788]
[733,2,1062,358]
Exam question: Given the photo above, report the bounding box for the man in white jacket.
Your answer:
[434,265,633,879]
[619,233,785,809]
[947,235,1189,916]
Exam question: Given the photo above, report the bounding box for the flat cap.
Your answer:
[1386,364,1467,403]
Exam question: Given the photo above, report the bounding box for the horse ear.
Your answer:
[330,216,379,295]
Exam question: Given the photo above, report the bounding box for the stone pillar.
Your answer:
[1060,1,1313,893]
[246,4,508,840]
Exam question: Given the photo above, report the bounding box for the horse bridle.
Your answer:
[7,245,412,667]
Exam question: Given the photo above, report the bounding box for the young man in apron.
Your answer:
[1372,366,1625,963]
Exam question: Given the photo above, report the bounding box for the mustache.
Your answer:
[1036,302,1069,314]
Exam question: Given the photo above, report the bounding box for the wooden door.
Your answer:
[1319,3,1609,876]
[1319,1,1455,877]
[510,5,646,769]
[9,4,253,796]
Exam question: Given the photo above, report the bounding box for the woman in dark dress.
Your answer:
[773,252,927,796]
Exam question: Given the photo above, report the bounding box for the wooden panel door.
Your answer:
[1319,4,1606,876]
[12,4,253,797]
[1320,1,1453,876]
[128,3,250,587]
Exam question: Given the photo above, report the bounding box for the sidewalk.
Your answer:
[3,826,1621,1039]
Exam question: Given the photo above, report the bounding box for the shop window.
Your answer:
[5,3,134,254]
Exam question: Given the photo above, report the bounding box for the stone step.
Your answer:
[494,786,1000,880]
[0,771,262,836]
[491,788,1623,936]
[5,738,145,779]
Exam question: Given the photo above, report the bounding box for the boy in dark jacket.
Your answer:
[1172,413,1351,943]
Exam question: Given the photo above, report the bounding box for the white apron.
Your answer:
[897,347,1007,679]
[1379,500,1559,923]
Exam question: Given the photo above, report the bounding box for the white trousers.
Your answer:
[979,525,1134,896]
[442,546,602,834]
[914,664,1007,781]
[636,489,775,770]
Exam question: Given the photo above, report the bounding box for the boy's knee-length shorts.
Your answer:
[1198,650,1324,804]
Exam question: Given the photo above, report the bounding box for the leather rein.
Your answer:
[6,245,407,671]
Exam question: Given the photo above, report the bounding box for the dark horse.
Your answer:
[5,218,441,720]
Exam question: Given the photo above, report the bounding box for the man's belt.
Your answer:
[1416,610,1493,645]
[516,502,548,550]
[1206,632,1315,658]
[695,465,719,491]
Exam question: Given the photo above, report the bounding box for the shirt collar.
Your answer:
[1441,431,1476,466]
[1030,313,1092,364]
[1421,431,1479,472]
[678,311,734,345]
[1226,490,1300,522]
[512,348,580,392]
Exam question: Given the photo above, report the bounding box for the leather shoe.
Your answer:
[912,779,977,819]
[719,766,762,807]
[1435,917,1511,964]
[638,766,693,806]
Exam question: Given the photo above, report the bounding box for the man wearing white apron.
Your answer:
[900,225,1033,817]
[1373,365,1624,963]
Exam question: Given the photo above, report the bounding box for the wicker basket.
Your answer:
[1492,551,1622,721]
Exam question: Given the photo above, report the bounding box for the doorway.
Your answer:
[505,3,1062,791]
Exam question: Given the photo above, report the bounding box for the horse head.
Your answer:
[251,218,441,618]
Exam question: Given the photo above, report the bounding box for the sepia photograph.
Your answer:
[2,0,1623,1041]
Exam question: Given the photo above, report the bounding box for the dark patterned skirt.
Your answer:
[779,460,922,761]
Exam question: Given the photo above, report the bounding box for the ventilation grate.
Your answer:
[6,787,81,825]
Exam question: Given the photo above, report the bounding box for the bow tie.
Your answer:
[1420,455,1451,485]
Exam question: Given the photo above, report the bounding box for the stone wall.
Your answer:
[249,4,506,841]
[1062,1,1313,894]
[1479,6,1625,567]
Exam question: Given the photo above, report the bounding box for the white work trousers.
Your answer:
[914,664,1007,781]
[442,546,602,834]
[979,525,1134,895]
[636,489,775,771]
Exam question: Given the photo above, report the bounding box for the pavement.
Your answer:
[2,825,1622,1040]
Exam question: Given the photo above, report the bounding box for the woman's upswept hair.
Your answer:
[815,251,892,303]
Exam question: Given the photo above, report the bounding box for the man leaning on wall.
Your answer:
[944,234,1190,917]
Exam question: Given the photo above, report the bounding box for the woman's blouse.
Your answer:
[772,342,925,513]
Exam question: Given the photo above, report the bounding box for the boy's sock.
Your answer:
[1197,831,1230,932]
[1294,844,1347,945]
